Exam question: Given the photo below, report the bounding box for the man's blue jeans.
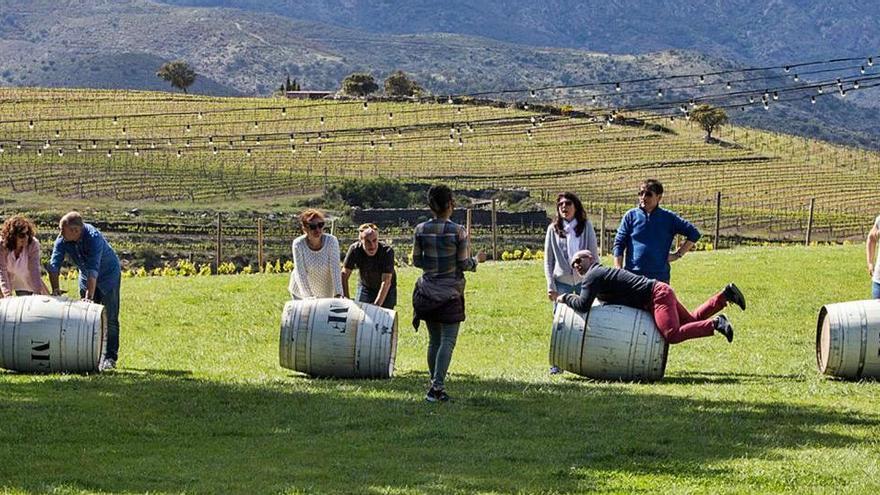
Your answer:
[355,283,397,310]
[83,280,121,361]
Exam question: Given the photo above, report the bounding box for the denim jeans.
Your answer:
[355,283,397,310]
[426,321,460,390]
[873,281,880,299]
[552,279,582,313]
[82,281,121,361]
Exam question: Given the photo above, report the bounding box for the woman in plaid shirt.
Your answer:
[412,185,486,403]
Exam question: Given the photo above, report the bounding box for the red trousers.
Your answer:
[649,282,727,344]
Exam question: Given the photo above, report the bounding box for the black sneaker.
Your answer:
[722,283,746,311]
[425,387,450,403]
[714,314,734,343]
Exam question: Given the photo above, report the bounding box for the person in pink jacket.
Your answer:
[0,215,50,297]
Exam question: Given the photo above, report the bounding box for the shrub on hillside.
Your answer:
[328,178,415,208]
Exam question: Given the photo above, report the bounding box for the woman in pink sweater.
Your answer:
[0,215,49,297]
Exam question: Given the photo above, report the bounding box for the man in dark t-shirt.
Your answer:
[342,223,397,309]
[558,250,745,344]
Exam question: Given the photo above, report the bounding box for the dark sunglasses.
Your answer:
[557,200,573,207]
[306,222,325,231]
[15,232,28,238]
[638,190,655,198]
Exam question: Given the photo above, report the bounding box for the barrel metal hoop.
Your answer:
[857,304,868,379]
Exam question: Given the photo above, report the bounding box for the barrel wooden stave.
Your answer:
[0,296,106,373]
[551,302,668,381]
[816,300,880,379]
[279,298,398,378]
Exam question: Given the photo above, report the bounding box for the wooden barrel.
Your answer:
[816,300,880,379]
[550,301,668,381]
[0,295,107,373]
[279,298,398,378]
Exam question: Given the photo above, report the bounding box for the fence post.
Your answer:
[466,208,473,258]
[257,217,264,270]
[805,197,816,246]
[214,212,223,274]
[599,207,606,256]
[713,191,722,250]
[491,199,498,261]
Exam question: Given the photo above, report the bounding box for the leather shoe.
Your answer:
[723,283,746,311]
[714,314,734,343]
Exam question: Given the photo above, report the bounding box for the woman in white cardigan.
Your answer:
[288,209,343,299]
[544,192,598,374]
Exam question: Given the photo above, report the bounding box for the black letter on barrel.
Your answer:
[327,305,349,333]
[31,340,50,366]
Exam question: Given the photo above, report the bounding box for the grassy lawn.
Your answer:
[1,245,878,494]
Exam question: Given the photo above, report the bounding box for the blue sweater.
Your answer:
[48,223,121,293]
[612,206,700,282]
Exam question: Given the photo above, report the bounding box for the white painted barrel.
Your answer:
[550,301,668,381]
[0,295,106,373]
[816,300,880,379]
[279,298,398,378]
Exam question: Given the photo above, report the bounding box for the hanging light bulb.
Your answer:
[16,141,21,149]
[726,81,732,90]
[449,133,454,143]
[526,129,533,140]
[122,127,127,135]
[114,141,120,149]
[77,144,82,153]
[0,143,5,153]
[44,140,51,149]
[397,128,402,137]
[530,89,536,98]
[869,57,874,67]
[854,80,861,89]
[320,116,325,125]
[28,120,34,129]
[457,106,462,113]
[772,91,779,101]
[784,66,791,73]
[126,139,132,148]
[208,136,214,144]
[793,74,799,82]
[106,150,112,158]
[840,88,847,97]
[811,95,817,104]
[388,142,393,150]
[598,125,604,132]
[860,66,866,75]
[134,149,140,157]
[186,140,192,148]
[58,149,63,156]
[615,82,621,92]
[699,75,705,84]
[363,101,369,110]
[185,124,191,132]
[317,145,322,154]
[246,149,252,157]
[112,116,118,125]
[388,112,393,120]
[523,103,529,110]
[92,140,97,149]
[255,136,261,146]
[281,107,287,116]
[37,149,42,156]
[213,146,219,155]
[150,142,156,149]
[763,100,770,110]
[54,129,60,137]
[748,95,755,103]
[591,95,598,104]
[685,111,691,120]
[657,88,663,98]
[817,86,824,94]
[198,112,204,120]
[289,133,295,143]
[447,96,453,104]
[369,140,375,150]
[458,137,463,147]
[177,150,182,158]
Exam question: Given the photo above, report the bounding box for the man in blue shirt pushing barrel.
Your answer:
[613,179,701,283]
[47,211,122,371]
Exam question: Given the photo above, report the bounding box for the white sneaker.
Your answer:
[99,358,117,371]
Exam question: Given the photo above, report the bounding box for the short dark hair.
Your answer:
[427,184,454,214]
[641,179,664,196]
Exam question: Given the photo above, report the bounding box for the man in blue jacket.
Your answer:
[612,179,700,283]
[48,211,122,371]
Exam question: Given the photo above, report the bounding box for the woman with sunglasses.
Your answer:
[543,192,599,374]
[0,215,50,297]
[288,209,343,299]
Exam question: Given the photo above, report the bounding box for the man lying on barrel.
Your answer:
[557,250,745,344]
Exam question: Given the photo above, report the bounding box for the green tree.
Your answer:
[341,72,378,97]
[690,104,728,142]
[384,70,422,97]
[156,61,196,94]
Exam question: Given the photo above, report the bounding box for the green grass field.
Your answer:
[1,245,879,494]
